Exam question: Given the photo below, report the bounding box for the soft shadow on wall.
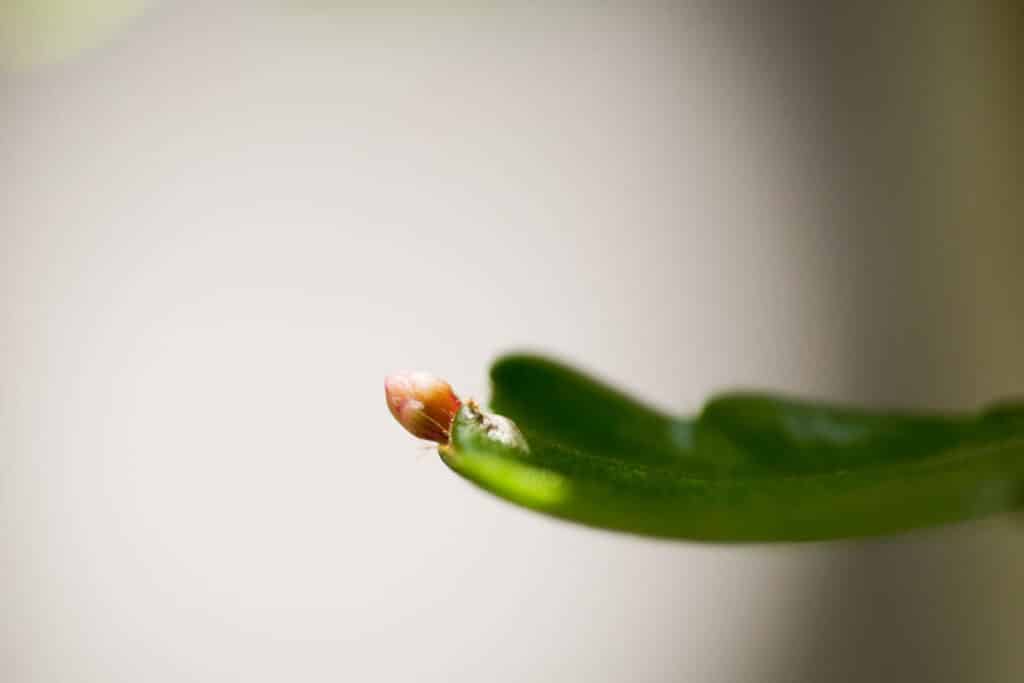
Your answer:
[718,2,1023,682]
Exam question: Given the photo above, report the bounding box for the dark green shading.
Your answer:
[440,353,1024,542]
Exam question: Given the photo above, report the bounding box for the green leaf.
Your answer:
[440,353,1024,542]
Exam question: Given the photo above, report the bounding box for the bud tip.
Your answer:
[384,371,461,444]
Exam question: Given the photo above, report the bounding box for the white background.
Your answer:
[3,3,1022,681]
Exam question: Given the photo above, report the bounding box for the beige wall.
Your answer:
[3,3,1021,682]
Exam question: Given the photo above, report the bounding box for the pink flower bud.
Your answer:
[385,371,462,443]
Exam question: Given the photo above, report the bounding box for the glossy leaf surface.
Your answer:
[440,354,1024,542]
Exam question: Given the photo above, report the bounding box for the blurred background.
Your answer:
[2,2,1021,681]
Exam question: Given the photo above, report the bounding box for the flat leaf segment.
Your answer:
[441,354,1024,542]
